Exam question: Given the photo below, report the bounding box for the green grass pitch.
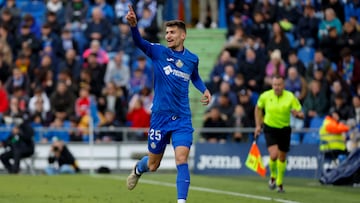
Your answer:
[0,173,359,203]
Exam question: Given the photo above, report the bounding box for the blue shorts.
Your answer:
[147,112,194,154]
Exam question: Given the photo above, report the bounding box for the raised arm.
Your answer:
[126,5,151,53]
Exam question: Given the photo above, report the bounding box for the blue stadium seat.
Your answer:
[285,32,296,48]
[302,116,324,144]
[291,133,301,145]
[297,46,315,68]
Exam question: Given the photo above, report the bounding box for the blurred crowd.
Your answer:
[0,0,359,147]
[200,0,360,146]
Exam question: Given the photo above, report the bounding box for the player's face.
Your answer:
[165,26,185,51]
[272,77,284,96]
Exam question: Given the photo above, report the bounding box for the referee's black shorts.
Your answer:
[263,124,291,152]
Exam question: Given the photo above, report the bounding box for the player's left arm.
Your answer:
[190,62,211,105]
[290,95,304,119]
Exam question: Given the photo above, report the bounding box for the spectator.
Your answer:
[136,0,157,22]
[50,81,76,118]
[84,7,112,46]
[115,21,135,59]
[339,22,360,59]
[287,50,306,77]
[65,0,89,25]
[322,0,345,23]
[28,86,51,116]
[45,11,64,38]
[40,23,63,59]
[250,12,270,45]
[276,0,301,26]
[0,25,16,59]
[0,0,21,23]
[329,93,355,123]
[126,98,150,140]
[237,48,265,93]
[82,40,109,66]
[329,80,352,106]
[5,67,30,96]
[104,51,130,92]
[0,8,19,36]
[306,50,332,82]
[318,8,342,40]
[129,86,153,114]
[137,6,159,43]
[98,81,127,124]
[285,67,307,104]
[202,106,228,143]
[228,104,248,142]
[336,47,360,91]
[20,14,41,38]
[353,95,360,125]
[0,52,11,84]
[267,22,291,60]
[208,49,236,93]
[196,0,218,29]
[344,0,360,22]
[254,0,276,24]
[0,81,9,116]
[0,116,34,174]
[295,4,319,48]
[59,29,79,55]
[46,0,65,25]
[97,110,123,142]
[237,87,255,127]
[319,26,342,63]
[58,49,82,82]
[209,81,238,109]
[84,53,106,97]
[303,80,330,127]
[264,49,286,89]
[88,0,115,24]
[129,67,149,96]
[114,0,132,23]
[15,24,41,60]
[75,84,91,118]
[226,12,251,39]
[44,138,80,175]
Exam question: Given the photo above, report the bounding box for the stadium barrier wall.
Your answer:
[0,127,322,176]
[193,143,321,178]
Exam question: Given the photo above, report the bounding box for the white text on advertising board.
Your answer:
[197,155,241,170]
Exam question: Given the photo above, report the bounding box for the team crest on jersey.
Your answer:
[151,142,156,149]
[175,59,183,68]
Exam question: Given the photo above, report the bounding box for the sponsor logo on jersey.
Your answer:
[163,65,190,81]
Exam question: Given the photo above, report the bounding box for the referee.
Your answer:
[254,75,304,193]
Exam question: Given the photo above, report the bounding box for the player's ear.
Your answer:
[181,32,186,40]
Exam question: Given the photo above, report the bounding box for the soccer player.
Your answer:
[254,75,304,193]
[125,5,211,203]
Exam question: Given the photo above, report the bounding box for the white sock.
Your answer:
[177,199,186,203]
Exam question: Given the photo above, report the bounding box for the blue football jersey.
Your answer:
[131,27,206,116]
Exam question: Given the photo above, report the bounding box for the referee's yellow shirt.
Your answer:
[257,89,302,128]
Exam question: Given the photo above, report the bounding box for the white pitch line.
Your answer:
[93,175,300,203]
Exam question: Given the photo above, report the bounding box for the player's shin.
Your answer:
[276,159,286,186]
[136,156,149,175]
[176,163,190,201]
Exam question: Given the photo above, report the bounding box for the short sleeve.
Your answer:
[257,92,266,109]
[291,94,302,111]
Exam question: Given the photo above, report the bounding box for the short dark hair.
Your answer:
[165,20,186,33]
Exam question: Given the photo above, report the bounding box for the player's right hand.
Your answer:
[254,126,262,138]
[126,4,137,27]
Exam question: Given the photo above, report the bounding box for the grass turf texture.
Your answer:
[0,173,359,203]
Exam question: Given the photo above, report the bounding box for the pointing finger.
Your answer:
[128,4,134,13]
